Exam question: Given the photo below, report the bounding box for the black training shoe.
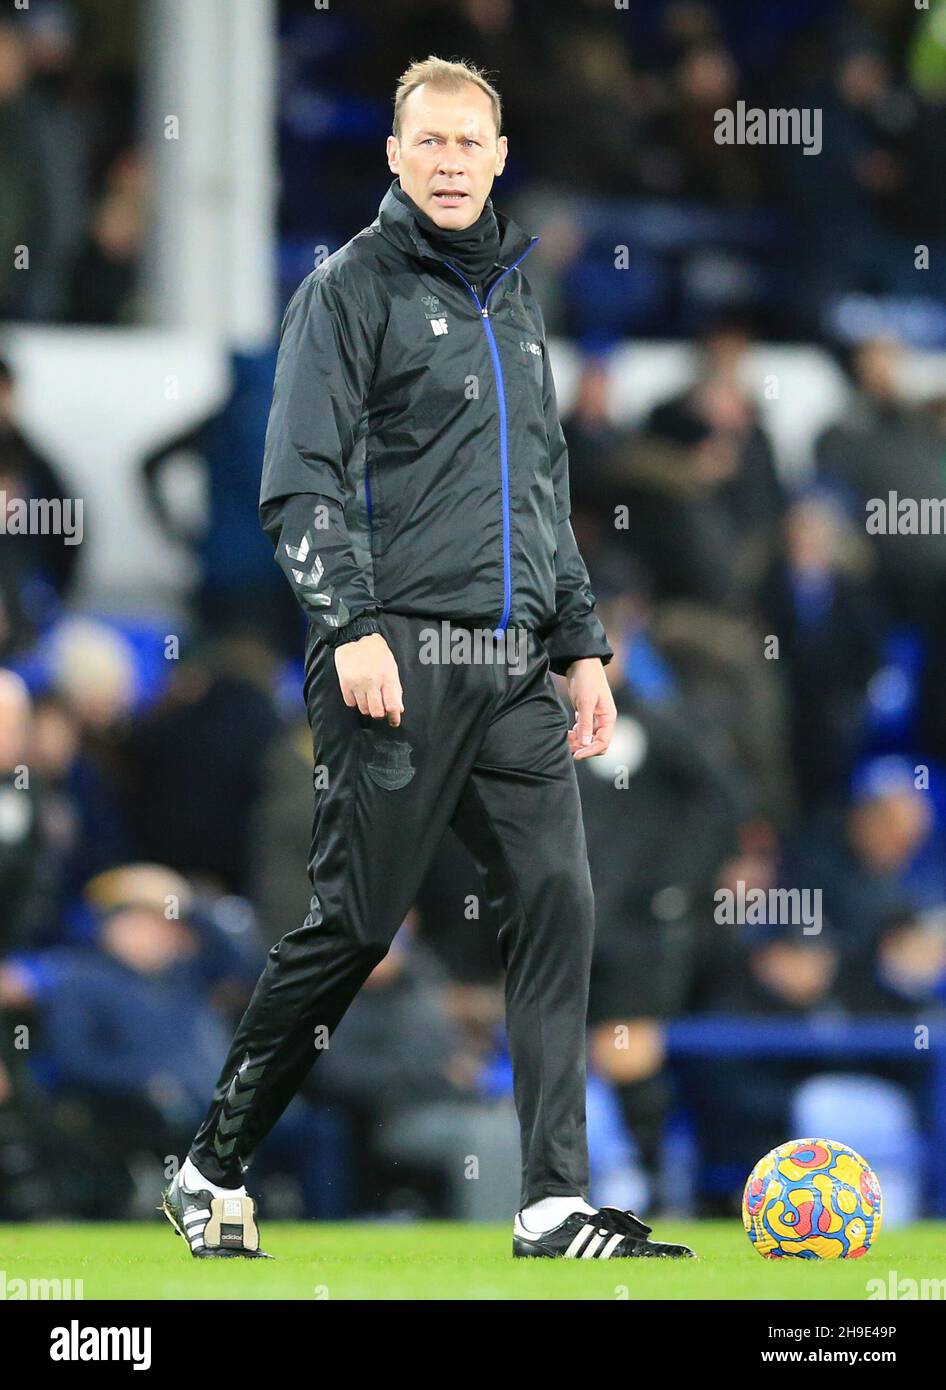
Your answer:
[513,1206,696,1259]
[160,1169,272,1259]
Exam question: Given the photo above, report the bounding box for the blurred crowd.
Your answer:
[281,0,946,343]
[1,0,946,1224]
[5,0,946,342]
[0,1,143,324]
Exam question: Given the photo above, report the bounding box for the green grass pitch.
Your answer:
[1,1221,944,1299]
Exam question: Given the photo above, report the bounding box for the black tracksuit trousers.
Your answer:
[189,613,595,1208]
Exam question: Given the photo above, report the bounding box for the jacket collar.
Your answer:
[373,178,538,273]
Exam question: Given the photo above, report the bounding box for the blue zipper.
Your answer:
[442,238,539,634]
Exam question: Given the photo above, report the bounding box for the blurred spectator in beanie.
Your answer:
[784,758,934,951]
[608,319,785,608]
[816,336,946,629]
[759,489,887,812]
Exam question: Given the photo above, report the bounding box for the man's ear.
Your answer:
[494,134,508,177]
[386,135,400,174]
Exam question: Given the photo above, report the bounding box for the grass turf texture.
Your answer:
[1,1221,943,1300]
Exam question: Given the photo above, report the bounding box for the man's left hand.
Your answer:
[565,658,616,761]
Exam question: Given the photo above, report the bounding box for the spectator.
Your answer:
[0,21,45,319]
[19,2,95,319]
[842,913,946,1016]
[783,757,933,950]
[45,619,138,851]
[0,356,82,654]
[608,321,785,608]
[0,669,61,1216]
[63,175,144,325]
[7,871,332,1216]
[140,351,301,658]
[647,42,763,206]
[817,336,946,627]
[759,489,886,810]
[0,670,59,954]
[128,634,281,893]
[561,354,623,519]
[25,692,128,907]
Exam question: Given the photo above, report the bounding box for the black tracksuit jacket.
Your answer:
[259,180,611,674]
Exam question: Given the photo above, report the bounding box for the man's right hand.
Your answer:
[334,633,404,726]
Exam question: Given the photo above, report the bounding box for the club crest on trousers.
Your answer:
[364,734,416,790]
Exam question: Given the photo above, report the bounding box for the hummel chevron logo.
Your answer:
[213,1056,266,1161]
[284,530,332,607]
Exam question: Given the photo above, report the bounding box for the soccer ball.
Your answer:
[742,1138,883,1259]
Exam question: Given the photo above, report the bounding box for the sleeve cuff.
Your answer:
[540,616,613,677]
[323,613,381,649]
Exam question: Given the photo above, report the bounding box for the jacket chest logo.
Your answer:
[421,293,449,335]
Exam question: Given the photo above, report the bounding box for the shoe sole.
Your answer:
[160,1192,273,1259]
[512,1238,697,1259]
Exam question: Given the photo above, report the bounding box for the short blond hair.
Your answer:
[392,55,502,141]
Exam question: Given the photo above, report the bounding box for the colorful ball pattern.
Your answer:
[742,1138,883,1259]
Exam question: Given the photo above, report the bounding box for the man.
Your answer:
[163,56,693,1261]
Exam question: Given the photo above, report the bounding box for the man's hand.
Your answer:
[335,633,404,726]
[565,657,616,761]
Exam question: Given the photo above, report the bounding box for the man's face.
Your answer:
[387,82,507,229]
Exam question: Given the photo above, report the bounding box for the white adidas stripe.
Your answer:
[184,1210,210,1226]
[580,1232,607,1259]
[564,1223,595,1258]
[565,1223,627,1259]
